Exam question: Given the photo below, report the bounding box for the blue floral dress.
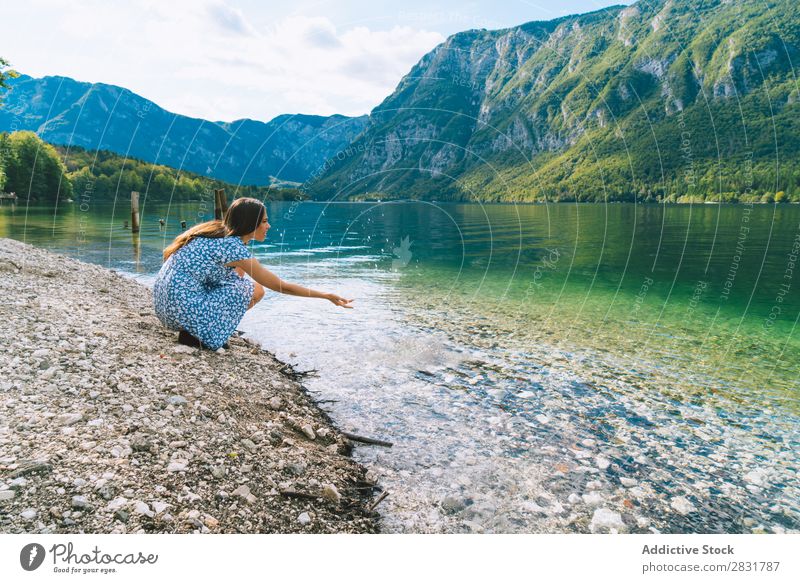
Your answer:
[153,236,255,350]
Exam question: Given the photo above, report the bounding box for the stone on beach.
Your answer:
[232,485,256,504]
[321,484,341,505]
[57,413,84,426]
[167,461,188,473]
[590,508,626,533]
[20,509,38,521]
[71,495,90,509]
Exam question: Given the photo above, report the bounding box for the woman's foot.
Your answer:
[178,330,230,350]
[178,330,229,350]
[178,329,203,348]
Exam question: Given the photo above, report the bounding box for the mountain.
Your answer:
[310,0,800,202]
[0,74,368,186]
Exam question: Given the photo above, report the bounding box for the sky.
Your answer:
[3,0,632,122]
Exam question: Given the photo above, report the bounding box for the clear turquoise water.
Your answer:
[2,200,798,533]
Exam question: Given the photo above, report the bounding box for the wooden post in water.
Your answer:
[131,191,141,233]
[214,188,229,220]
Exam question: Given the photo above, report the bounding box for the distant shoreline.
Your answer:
[4,198,799,207]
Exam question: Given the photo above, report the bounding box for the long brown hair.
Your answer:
[162,197,266,260]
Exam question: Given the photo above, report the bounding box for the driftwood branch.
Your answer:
[279,489,319,500]
[368,491,389,512]
[342,432,393,447]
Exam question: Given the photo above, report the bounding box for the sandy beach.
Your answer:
[0,237,379,534]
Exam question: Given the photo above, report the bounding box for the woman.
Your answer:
[153,197,353,351]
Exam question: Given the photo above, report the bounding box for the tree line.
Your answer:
[0,130,304,204]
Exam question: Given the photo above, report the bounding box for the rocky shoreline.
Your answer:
[0,237,380,534]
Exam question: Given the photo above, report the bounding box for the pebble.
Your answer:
[670,496,697,515]
[321,484,341,504]
[72,495,89,509]
[133,501,153,517]
[9,460,52,478]
[441,496,467,514]
[595,456,611,470]
[57,413,84,426]
[20,509,38,520]
[152,501,170,514]
[582,492,604,507]
[232,485,256,504]
[590,508,626,533]
[9,477,28,489]
[167,461,188,472]
[0,490,15,502]
[743,469,768,487]
[297,512,311,525]
[106,497,128,512]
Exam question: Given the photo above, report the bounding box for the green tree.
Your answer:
[2,131,73,202]
[0,58,12,191]
[0,57,19,104]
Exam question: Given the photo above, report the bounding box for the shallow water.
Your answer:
[2,200,798,533]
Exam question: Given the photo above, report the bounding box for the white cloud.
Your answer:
[206,1,255,36]
[3,0,445,122]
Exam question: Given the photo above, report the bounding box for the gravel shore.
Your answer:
[0,237,379,534]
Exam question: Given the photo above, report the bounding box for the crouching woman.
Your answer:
[153,197,352,350]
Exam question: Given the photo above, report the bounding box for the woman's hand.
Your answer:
[326,293,354,308]
[227,258,354,307]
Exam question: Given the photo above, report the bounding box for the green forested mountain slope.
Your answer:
[312,0,800,202]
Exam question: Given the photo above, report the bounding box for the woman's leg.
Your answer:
[248,282,265,309]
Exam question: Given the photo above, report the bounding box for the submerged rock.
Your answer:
[590,508,626,533]
[670,496,697,515]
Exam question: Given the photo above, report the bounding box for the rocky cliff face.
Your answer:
[0,75,368,185]
[311,0,800,201]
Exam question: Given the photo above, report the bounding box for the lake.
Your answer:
[2,199,798,533]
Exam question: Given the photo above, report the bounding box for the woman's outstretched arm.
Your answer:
[226,258,354,308]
